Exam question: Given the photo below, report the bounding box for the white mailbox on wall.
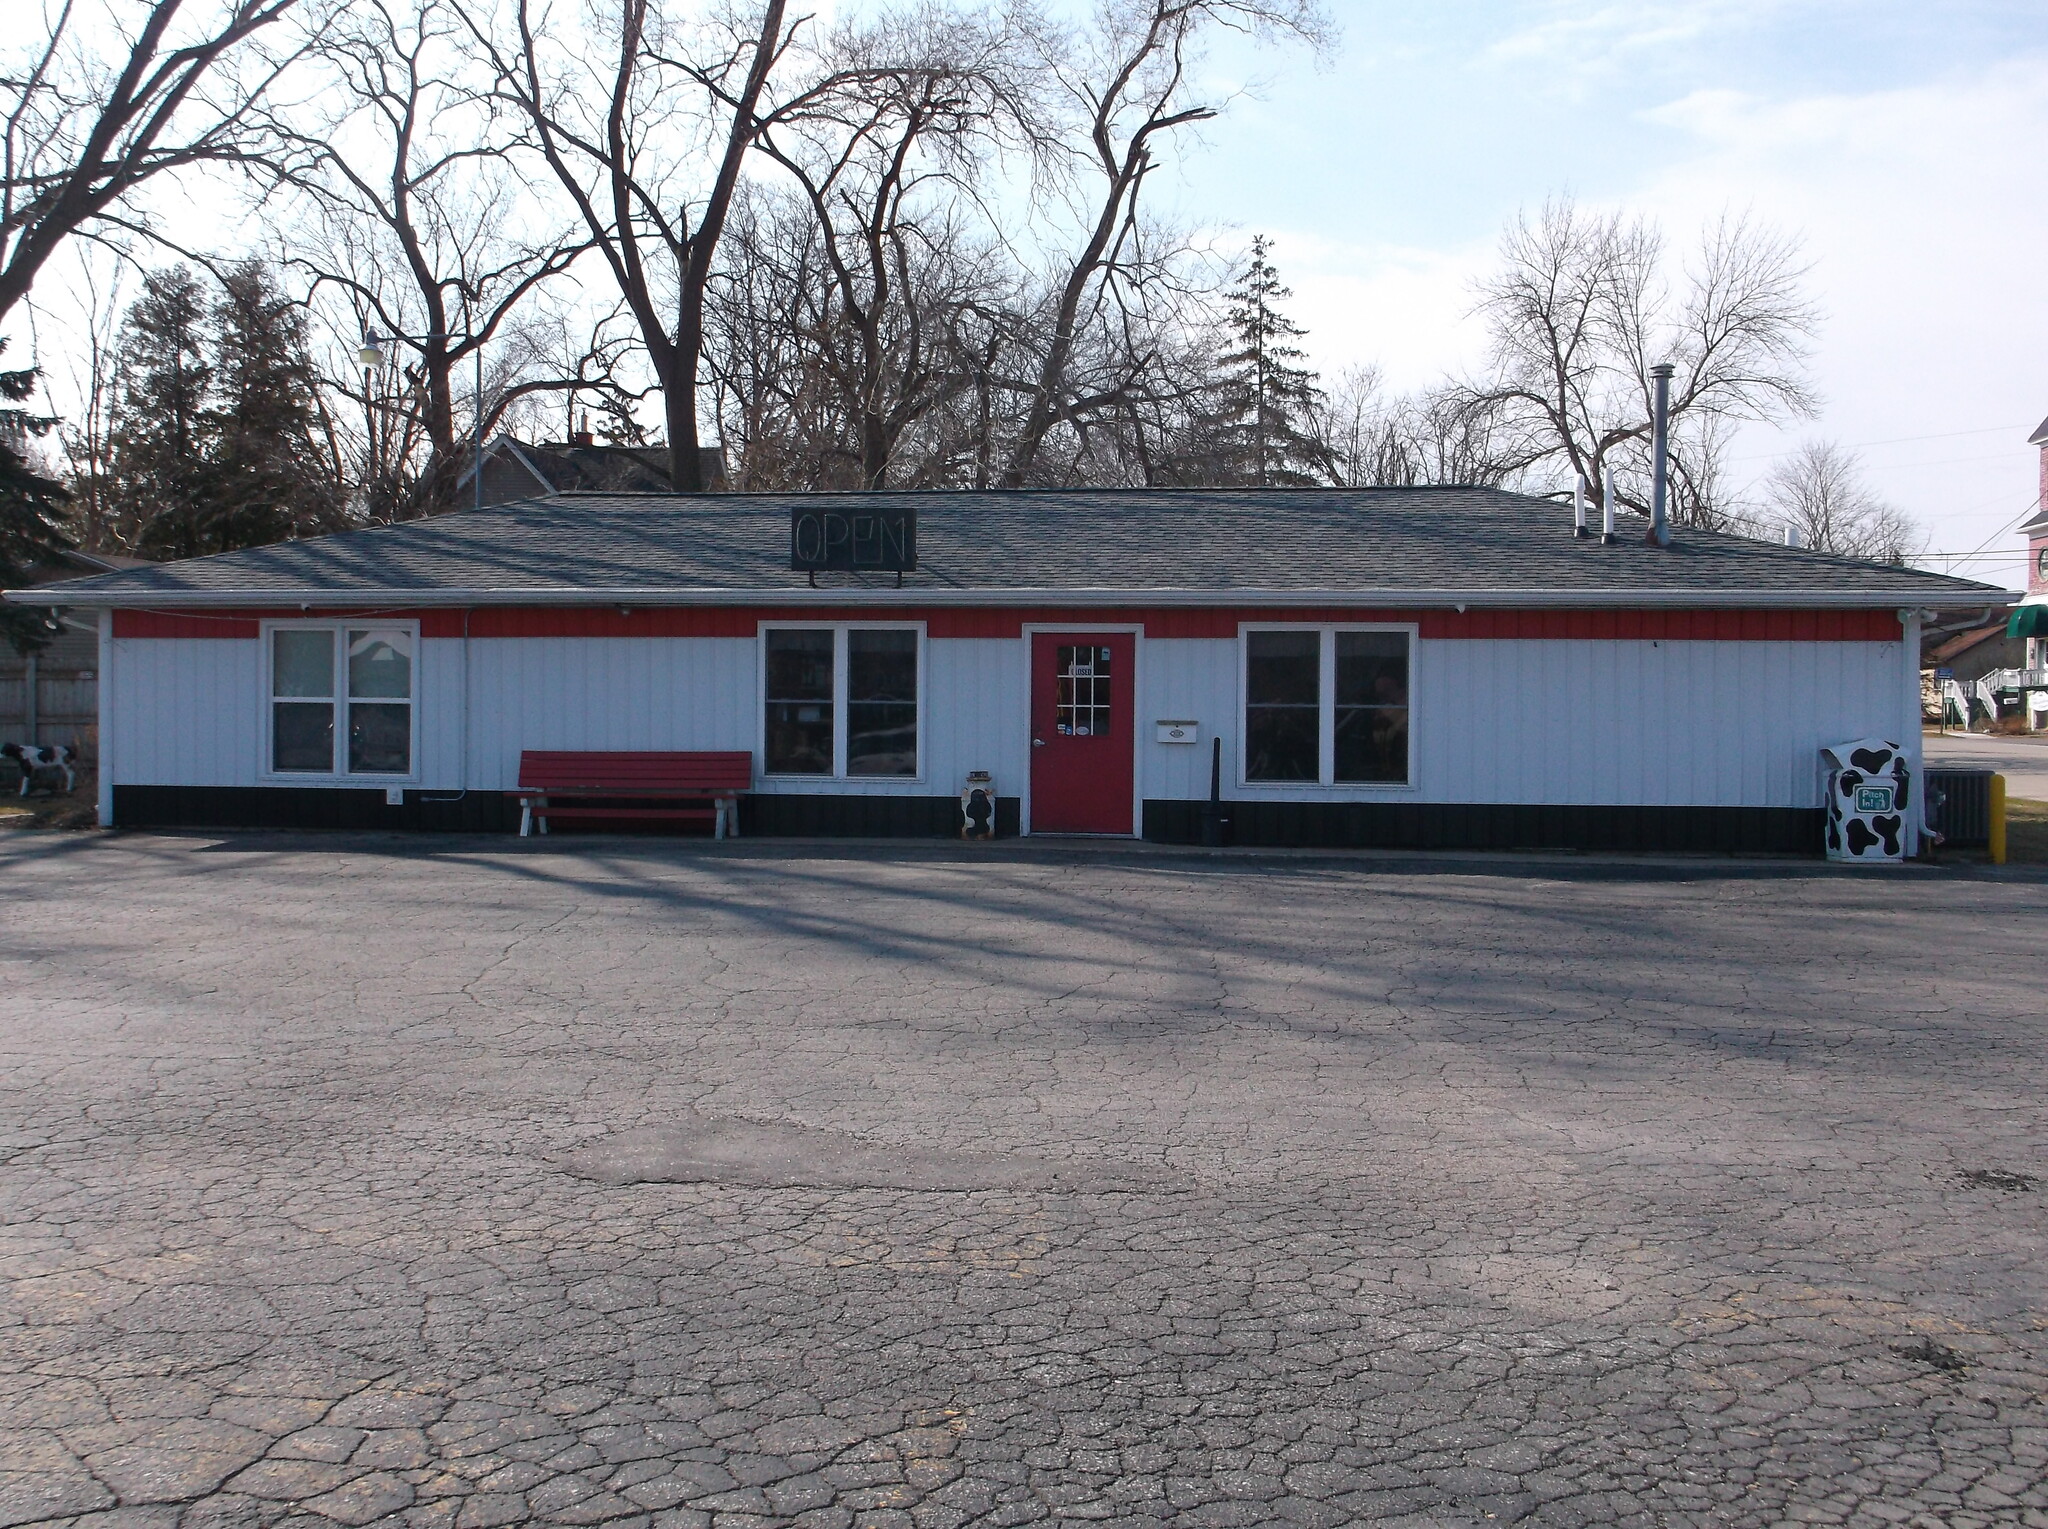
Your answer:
[1155,720,1200,744]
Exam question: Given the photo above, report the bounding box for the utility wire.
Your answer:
[1730,423,2033,467]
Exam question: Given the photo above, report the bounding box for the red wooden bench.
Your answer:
[512,751,753,838]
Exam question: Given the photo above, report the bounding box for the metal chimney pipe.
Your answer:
[1600,472,1618,544]
[1783,523,1802,548]
[1649,362,1674,547]
[1573,475,1590,538]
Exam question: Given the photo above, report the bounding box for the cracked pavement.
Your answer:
[1,833,2044,1529]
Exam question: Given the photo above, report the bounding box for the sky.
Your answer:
[1159,0,2048,591]
[18,0,2046,590]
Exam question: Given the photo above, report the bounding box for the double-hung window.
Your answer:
[269,624,416,777]
[1243,627,1411,786]
[763,625,921,778]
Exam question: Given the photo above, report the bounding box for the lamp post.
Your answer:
[359,329,486,514]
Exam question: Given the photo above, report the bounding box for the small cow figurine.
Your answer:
[1,742,78,796]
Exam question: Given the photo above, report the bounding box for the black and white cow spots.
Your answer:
[1845,814,1904,857]
[1822,737,1911,861]
[1,742,78,796]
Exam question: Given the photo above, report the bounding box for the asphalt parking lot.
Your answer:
[2,834,2045,1529]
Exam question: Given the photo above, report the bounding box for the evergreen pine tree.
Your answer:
[1201,236,1333,487]
[109,266,216,560]
[108,263,344,558]
[0,342,74,655]
[204,261,345,550]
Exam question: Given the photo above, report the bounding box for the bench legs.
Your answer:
[519,793,740,838]
[519,796,548,837]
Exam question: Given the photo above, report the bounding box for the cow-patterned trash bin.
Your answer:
[1821,737,1912,862]
[960,770,997,840]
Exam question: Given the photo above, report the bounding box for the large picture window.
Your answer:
[269,625,415,777]
[763,625,921,778]
[764,629,834,775]
[1243,627,1411,786]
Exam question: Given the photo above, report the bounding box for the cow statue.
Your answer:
[1,742,79,797]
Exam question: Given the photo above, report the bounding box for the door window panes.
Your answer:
[1245,631,1319,781]
[847,629,918,776]
[765,629,835,774]
[346,629,412,774]
[1335,632,1409,783]
[1055,645,1113,737]
[272,629,335,772]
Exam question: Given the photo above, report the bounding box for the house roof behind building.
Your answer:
[465,439,727,495]
[6,486,2018,609]
[1926,622,2012,665]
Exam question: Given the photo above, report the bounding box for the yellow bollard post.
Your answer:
[1990,773,2007,865]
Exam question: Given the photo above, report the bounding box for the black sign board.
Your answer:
[790,506,917,573]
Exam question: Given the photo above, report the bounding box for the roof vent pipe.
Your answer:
[1648,362,1674,548]
[1600,473,1618,544]
[1573,475,1591,538]
[1783,523,1803,549]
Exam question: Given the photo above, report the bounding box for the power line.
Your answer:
[1729,423,2034,467]
[1911,491,2044,575]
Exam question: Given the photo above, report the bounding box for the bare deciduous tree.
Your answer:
[1,0,305,326]
[747,3,1030,488]
[1455,198,1819,527]
[1318,366,1521,489]
[999,0,1328,486]
[466,0,799,491]
[1765,439,1921,565]
[271,0,603,515]
[44,248,127,547]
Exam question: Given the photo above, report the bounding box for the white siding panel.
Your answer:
[1136,637,1238,801]
[415,637,465,789]
[1409,639,1902,807]
[464,636,758,789]
[105,631,1908,811]
[920,638,1027,799]
[109,638,263,786]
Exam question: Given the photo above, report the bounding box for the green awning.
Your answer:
[2008,603,2048,638]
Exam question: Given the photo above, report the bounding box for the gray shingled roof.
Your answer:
[7,487,2015,608]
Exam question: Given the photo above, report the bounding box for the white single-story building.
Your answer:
[4,487,2014,853]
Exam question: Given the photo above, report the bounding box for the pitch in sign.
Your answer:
[789,507,917,572]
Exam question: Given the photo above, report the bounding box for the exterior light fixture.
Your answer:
[358,331,388,369]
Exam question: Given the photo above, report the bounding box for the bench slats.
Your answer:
[518,750,752,792]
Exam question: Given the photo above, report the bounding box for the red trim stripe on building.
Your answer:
[111,606,1904,642]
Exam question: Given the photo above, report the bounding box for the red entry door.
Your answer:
[1030,632,1135,834]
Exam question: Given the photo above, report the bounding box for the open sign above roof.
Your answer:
[790,507,917,573]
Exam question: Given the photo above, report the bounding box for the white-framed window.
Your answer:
[1241,625,1413,786]
[265,622,418,779]
[761,623,923,779]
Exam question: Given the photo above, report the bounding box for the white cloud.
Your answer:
[1260,230,1495,391]
[1634,55,2048,585]
[1484,0,1793,73]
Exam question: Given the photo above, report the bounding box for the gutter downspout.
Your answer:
[96,608,113,827]
[1901,607,1924,855]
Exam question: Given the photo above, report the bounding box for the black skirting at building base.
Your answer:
[1141,798,1825,855]
[113,785,524,833]
[111,786,1816,853]
[110,786,1021,840]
